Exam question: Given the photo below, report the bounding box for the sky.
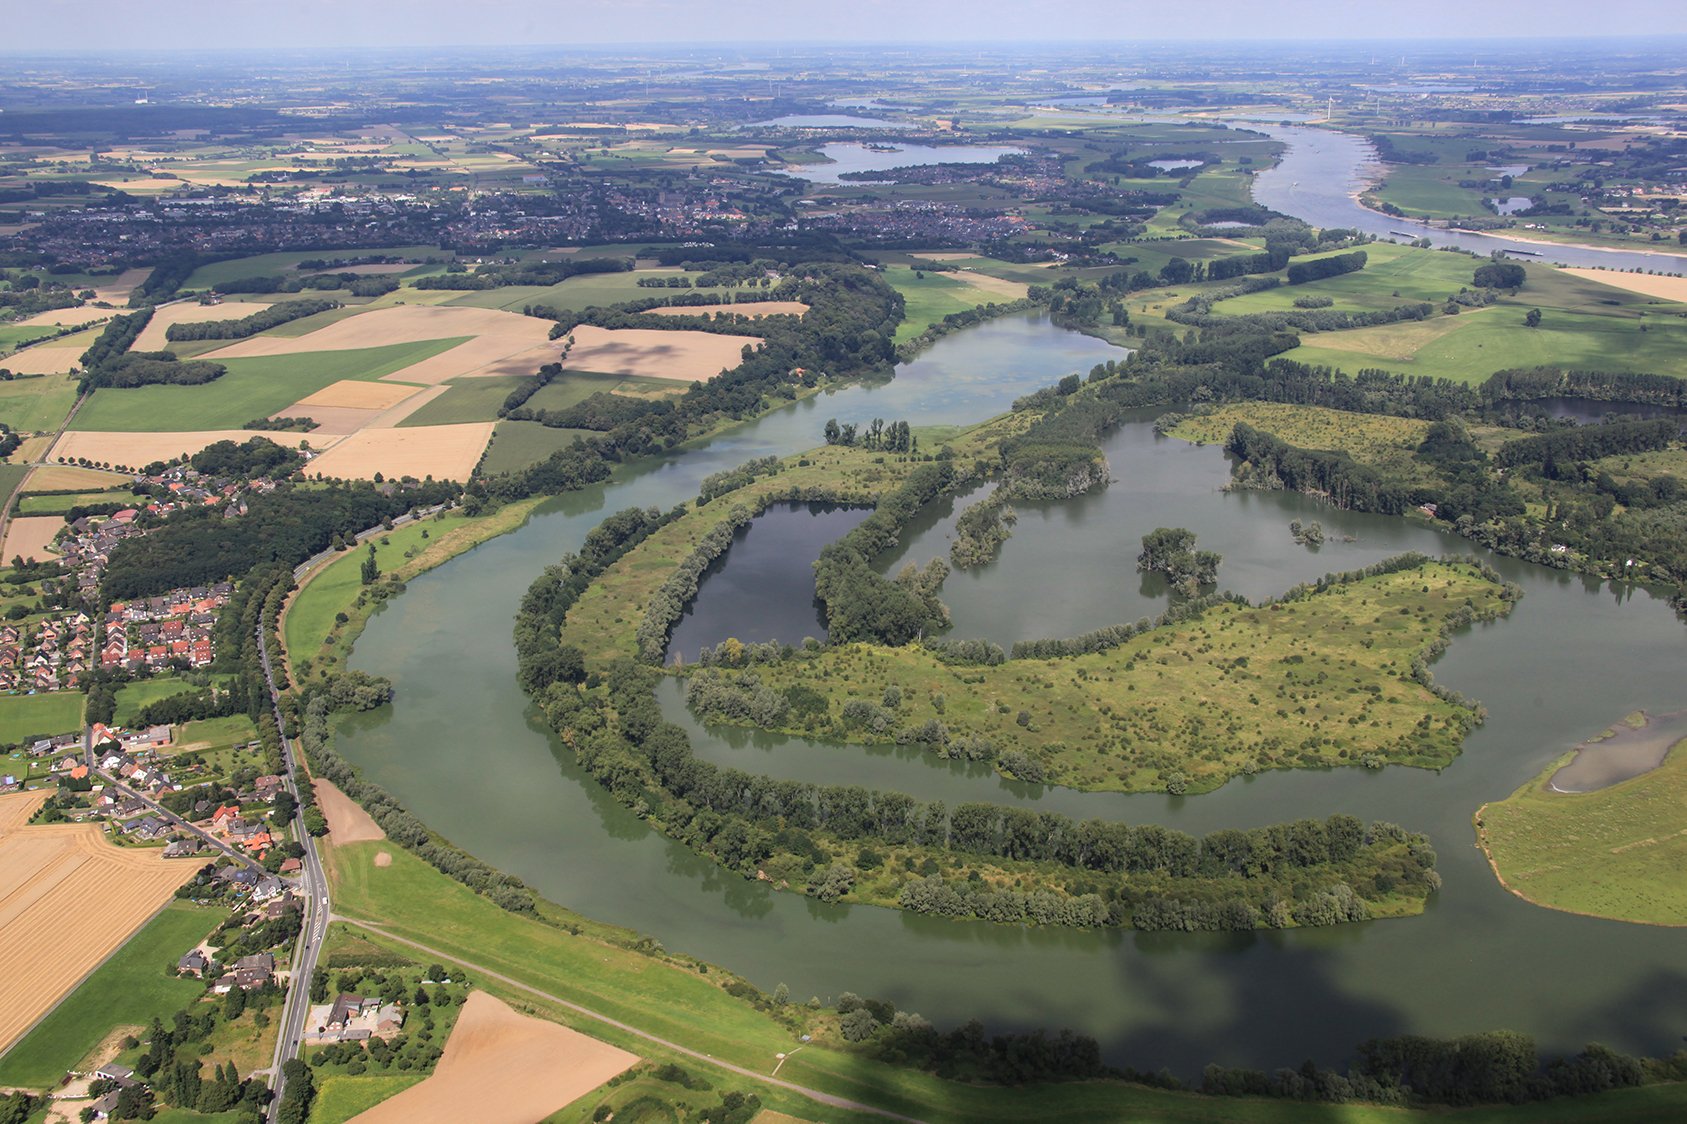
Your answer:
[7,0,1687,51]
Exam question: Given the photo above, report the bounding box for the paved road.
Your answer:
[83,759,263,874]
[342,919,925,1124]
[257,625,329,1120]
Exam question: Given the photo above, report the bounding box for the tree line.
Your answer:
[164,298,339,341]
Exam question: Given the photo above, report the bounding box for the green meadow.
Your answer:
[0,691,85,745]
[0,371,80,433]
[479,419,599,476]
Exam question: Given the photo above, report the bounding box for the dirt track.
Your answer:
[349,991,636,1124]
[0,791,198,1054]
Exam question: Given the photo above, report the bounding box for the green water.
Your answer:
[336,313,1687,1073]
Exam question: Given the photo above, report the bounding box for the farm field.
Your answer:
[1476,737,1687,927]
[392,375,526,426]
[16,464,129,491]
[180,246,447,290]
[0,323,62,351]
[311,1074,427,1124]
[478,419,597,475]
[301,422,492,482]
[197,305,558,384]
[315,778,386,843]
[0,371,79,432]
[347,991,637,1124]
[885,267,1028,343]
[0,464,29,508]
[134,299,275,350]
[0,899,220,1090]
[0,791,200,1058]
[1,338,85,376]
[10,304,115,329]
[1218,242,1495,314]
[644,300,809,318]
[1372,165,1491,219]
[560,325,761,381]
[48,429,315,472]
[16,488,133,514]
[1559,269,1687,303]
[68,338,461,432]
[0,514,64,563]
[0,691,83,744]
[442,269,683,313]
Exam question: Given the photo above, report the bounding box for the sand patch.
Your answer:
[373,851,393,868]
[203,306,555,387]
[21,465,131,491]
[645,301,809,319]
[313,779,385,844]
[304,424,491,483]
[559,325,761,383]
[2,515,65,563]
[0,792,199,1054]
[133,301,274,351]
[50,429,338,472]
[349,992,636,1124]
[1561,268,1687,304]
[295,380,423,411]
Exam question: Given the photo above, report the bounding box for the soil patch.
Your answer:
[348,991,636,1124]
[0,793,198,1054]
[302,423,492,483]
[313,779,385,844]
[559,325,762,382]
[295,380,425,411]
[373,851,393,868]
[1,515,65,563]
[276,406,381,436]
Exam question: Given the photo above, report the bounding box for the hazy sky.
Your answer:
[8,0,1687,50]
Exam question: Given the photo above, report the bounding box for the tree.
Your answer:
[359,544,380,585]
[1473,261,1526,289]
[1524,308,1542,328]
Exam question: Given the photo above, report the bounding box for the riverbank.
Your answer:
[1475,737,1687,927]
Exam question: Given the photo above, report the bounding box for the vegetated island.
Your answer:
[1475,722,1687,927]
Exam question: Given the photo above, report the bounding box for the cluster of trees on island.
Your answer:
[1136,527,1221,595]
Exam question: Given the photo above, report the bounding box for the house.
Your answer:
[177,950,208,976]
[163,838,201,858]
[87,1090,122,1120]
[278,857,302,875]
[94,1063,134,1084]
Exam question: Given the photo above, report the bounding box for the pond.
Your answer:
[1548,710,1687,792]
[1490,196,1532,215]
[753,114,912,129]
[781,142,1028,184]
[336,309,1687,1077]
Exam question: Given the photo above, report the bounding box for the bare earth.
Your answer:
[559,325,761,382]
[349,992,636,1124]
[91,268,152,306]
[313,779,385,844]
[133,301,274,351]
[12,306,115,330]
[202,306,555,385]
[0,791,198,1054]
[51,429,339,471]
[274,406,381,437]
[303,423,492,483]
[1561,268,1687,304]
[1,515,65,563]
[645,301,809,319]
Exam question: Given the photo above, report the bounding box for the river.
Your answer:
[335,311,1687,1074]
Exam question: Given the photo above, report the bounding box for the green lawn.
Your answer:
[0,371,80,433]
[112,676,200,724]
[395,376,529,426]
[0,463,29,508]
[16,488,135,515]
[177,714,259,749]
[1478,737,1687,926]
[69,339,461,432]
[0,691,84,745]
[479,419,597,476]
[310,1073,428,1124]
[0,902,220,1089]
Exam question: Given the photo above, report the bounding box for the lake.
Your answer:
[782,142,1028,184]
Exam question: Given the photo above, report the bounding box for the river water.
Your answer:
[334,130,1687,1075]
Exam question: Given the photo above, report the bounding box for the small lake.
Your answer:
[754,114,912,130]
[1491,196,1533,215]
[783,142,1028,184]
[1148,158,1204,172]
[1549,710,1687,792]
[1488,165,1530,178]
[666,502,870,663]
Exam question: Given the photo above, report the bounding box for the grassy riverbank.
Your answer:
[684,560,1511,793]
[1475,738,1687,927]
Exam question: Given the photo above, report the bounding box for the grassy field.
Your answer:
[68,339,461,432]
[1169,402,1436,480]
[690,561,1509,793]
[325,841,1687,1123]
[479,419,598,476]
[0,371,79,433]
[0,463,28,508]
[395,375,529,426]
[180,246,448,290]
[311,1073,429,1123]
[1372,165,1492,219]
[0,691,85,745]
[1477,739,1687,926]
[885,267,1013,344]
[0,901,219,1089]
[1220,243,1491,315]
[442,269,680,313]
[401,371,677,429]
[112,676,200,724]
[16,488,134,514]
[177,714,259,750]
[283,499,545,684]
[0,323,63,352]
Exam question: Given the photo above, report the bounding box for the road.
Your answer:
[81,756,264,875]
[256,624,329,1120]
[341,919,926,1124]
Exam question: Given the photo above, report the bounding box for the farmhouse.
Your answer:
[304,993,405,1043]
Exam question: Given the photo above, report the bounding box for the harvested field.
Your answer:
[20,465,131,491]
[314,779,385,844]
[49,429,338,471]
[1561,268,1687,304]
[134,300,273,351]
[349,991,636,1124]
[367,385,451,428]
[12,306,114,329]
[278,406,382,436]
[558,324,760,382]
[1,515,65,563]
[291,263,413,276]
[0,792,198,1055]
[295,380,424,411]
[91,268,151,306]
[303,423,491,482]
[202,306,555,385]
[3,344,82,376]
[953,270,1030,299]
[645,300,809,318]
